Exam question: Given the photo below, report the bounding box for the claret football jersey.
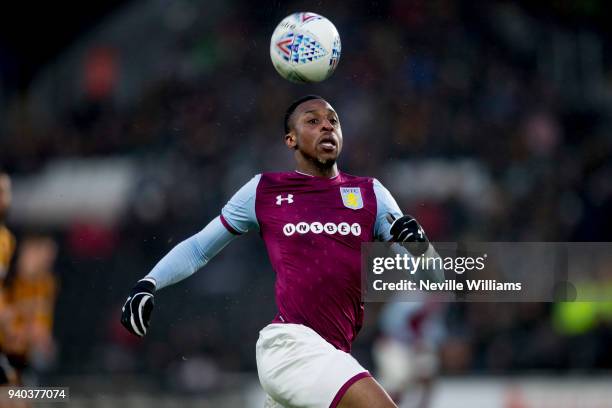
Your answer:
[220,171,401,352]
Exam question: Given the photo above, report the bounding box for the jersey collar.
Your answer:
[294,170,341,180]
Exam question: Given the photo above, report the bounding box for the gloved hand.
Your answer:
[121,278,156,337]
[387,214,429,254]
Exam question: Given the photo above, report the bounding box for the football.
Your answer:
[270,12,341,83]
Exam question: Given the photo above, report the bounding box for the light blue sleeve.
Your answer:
[145,216,238,289]
[220,174,261,234]
[373,178,403,242]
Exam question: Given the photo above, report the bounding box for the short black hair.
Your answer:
[284,94,325,134]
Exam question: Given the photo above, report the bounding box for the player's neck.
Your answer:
[295,161,339,178]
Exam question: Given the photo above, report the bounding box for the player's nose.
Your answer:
[320,119,335,131]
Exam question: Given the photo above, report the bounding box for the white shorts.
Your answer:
[256,323,370,408]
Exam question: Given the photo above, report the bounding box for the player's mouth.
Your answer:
[318,136,337,152]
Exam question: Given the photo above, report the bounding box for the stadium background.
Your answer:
[1,0,612,406]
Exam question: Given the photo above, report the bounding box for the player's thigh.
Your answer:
[336,376,397,408]
[257,323,372,407]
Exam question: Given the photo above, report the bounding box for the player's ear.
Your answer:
[285,131,297,149]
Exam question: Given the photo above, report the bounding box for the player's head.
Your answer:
[284,95,343,170]
[0,171,11,222]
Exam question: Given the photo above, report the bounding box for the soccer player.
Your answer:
[0,172,14,286]
[121,95,432,408]
[0,171,18,385]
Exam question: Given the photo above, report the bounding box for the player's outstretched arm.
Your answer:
[120,174,260,337]
[120,215,239,337]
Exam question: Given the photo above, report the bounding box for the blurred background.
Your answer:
[1,0,612,406]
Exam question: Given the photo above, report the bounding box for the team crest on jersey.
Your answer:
[340,187,363,210]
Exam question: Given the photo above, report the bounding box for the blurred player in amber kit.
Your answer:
[0,172,14,283]
[0,171,18,386]
[2,235,58,383]
[0,172,59,391]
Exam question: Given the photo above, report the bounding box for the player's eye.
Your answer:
[329,118,338,125]
[308,118,319,124]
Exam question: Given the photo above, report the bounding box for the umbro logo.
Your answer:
[276,194,294,205]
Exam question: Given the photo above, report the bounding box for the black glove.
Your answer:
[387,214,429,254]
[121,279,156,337]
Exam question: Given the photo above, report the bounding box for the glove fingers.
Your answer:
[390,216,417,235]
[133,293,153,335]
[397,228,414,242]
[130,313,145,337]
[126,293,152,336]
[121,279,156,338]
[389,214,428,244]
[121,297,137,335]
[127,295,144,336]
